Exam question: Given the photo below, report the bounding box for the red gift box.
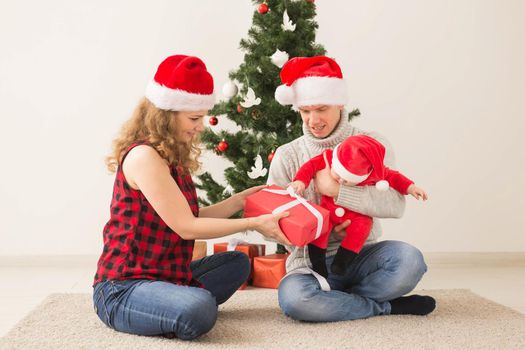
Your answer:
[243,185,330,247]
[213,241,266,289]
[252,254,288,289]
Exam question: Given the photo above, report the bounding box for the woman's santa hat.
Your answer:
[275,56,348,108]
[331,135,390,191]
[145,55,215,111]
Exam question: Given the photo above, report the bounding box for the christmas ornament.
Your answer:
[306,0,315,3]
[268,150,275,162]
[209,116,218,126]
[271,49,289,68]
[247,154,268,179]
[222,81,238,99]
[251,109,259,119]
[237,103,244,113]
[281,10,296,31]
[223,185,234,196]
[217,139,229,152]
[258,2,269,14]
[240,87,261,108]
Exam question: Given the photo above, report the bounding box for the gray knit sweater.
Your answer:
[267,115,406,272]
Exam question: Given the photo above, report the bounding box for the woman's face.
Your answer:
[298,104,343,139]
[174,110,208,142]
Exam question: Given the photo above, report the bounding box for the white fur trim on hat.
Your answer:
[291,76,348,107]
[331,144,371,184]
[145,80,216,111]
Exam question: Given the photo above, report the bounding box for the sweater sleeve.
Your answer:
[293,153,325,187]
[334,132,406,218]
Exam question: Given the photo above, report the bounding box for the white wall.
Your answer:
[1,0,524,255]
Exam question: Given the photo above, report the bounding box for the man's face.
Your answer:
[298,105,343,139]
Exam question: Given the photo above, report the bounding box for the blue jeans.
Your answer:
[93,251,250,340]
[278,240,428,322]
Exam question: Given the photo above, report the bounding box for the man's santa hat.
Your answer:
[145,55,215,111]
[275,56,348,108]
[332,135,390,191]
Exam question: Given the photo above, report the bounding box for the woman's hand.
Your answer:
[249,212,292,245]
[234,184,268,210]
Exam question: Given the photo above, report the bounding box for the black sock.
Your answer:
[330,246,357,276]
[389,295,436,316]
[308,244,328,278]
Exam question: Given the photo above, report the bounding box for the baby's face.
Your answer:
[330,168,358,186]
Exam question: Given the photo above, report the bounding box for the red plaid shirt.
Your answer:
[94,142,201,287]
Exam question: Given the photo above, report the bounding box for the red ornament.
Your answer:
[217,139,229,153]
[268,150,275,162]
[258,3,269,14]
[209,116,218,126]
[237,103,244,113]
[305,0,315,3]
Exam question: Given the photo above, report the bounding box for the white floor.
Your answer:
[1,253,524,338]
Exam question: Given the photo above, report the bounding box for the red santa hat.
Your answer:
[145,55,215,111]
[275,56,348,108]
[331,135,390,191]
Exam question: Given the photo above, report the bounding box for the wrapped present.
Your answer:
[243,185,330,247]
[192,240,207,261]
[213,239,266,289]
[252,254,288,289]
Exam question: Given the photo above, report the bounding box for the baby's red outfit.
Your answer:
[293,148,413,254]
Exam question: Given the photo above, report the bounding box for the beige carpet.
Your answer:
[1,289,524,350]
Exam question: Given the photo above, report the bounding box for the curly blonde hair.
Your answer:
[106,97,201,174]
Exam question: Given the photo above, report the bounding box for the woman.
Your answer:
[93,54,290,340]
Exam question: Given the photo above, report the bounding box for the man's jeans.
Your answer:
[93,251,250,339]
[278,240,428,322]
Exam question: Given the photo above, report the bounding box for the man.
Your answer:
[268,56,435,321]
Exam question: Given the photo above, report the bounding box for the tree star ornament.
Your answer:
[240,87,261,108]
[271,49,289,68]
[247,154,268,179]
[281,10,296,31]
[222,81,238,99]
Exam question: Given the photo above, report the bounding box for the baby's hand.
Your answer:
[407,184,428,201]
[289,181,306,196]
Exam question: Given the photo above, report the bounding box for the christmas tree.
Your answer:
[197,0,359,252]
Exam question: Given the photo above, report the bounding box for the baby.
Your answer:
[289,134,427,277]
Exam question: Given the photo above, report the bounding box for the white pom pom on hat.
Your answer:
[375,180,390,191]
[275,84,295,105]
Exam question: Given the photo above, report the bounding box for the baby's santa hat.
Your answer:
[145,55,215,111]
[275,56,348,108]
[331,135,390,191]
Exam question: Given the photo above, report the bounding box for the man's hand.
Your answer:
[333,219,351,240]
